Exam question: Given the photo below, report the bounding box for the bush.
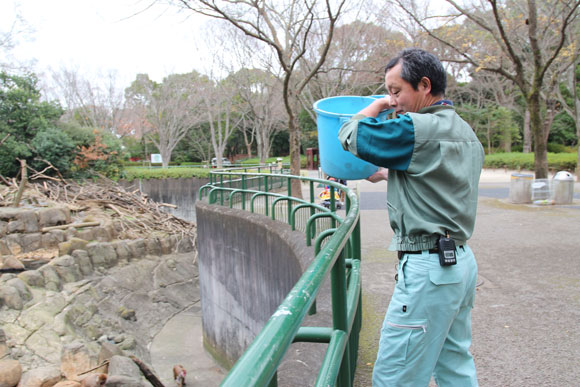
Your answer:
[30,128,76,174]
[547,143,567,153]
[484,152,577,171]
[121,167,210,181]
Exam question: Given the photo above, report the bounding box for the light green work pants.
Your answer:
[372,246,478,387]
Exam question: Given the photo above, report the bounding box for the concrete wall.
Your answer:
[118,178,209,222]
[195,201,314,368]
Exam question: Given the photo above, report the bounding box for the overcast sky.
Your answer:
[1,0,209,87]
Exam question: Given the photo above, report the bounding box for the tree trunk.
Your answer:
[523,108,532,153]
[529,94,548,178]
[288,116,303,199]
[503,125,512,153]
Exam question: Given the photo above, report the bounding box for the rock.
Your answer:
[20,233,42,253]
[17,366,62,387]
[159,237,173,255]
[94,227,112,242]
[97,342,123,365]
[53,381,81,387]
[5,235,22,256]
[0,358,22,387]
[59,238,89,257]
[110,242,131,263]
[65,228,78,240]
[38,265,62,291]
[118,336,136,351]
[1,257,25,271]
[60,342,99,382]
[75,229,95,243]
[0,285,23,310]
[78,374,107,387]
[144,238,162,256]
[48,230,67,244]
[118,307,136,322]
[50,256,82,283]
[101,375,142,387]
[5,279,31,303]
[86,243,118,268]
[7,220,23,234]
[16,211,40,233]
[107,355,141,379]
[71,251,92,276]
[126,239,146,260]
[37,207,70,228]
[0,221,7,238]
[0,329,9,360]
[26,329,62,364]
[17,270,45,288]
[176,237,194,253]
[0,239,11,255]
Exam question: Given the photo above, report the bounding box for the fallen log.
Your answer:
[42,221,101,232]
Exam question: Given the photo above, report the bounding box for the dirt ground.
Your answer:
[355,182,580,386]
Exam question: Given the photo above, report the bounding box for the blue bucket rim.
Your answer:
[313,95,392,118]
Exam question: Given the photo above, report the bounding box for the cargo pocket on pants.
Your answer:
[378,319,428,366]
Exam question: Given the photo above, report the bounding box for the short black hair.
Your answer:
[385,48,447,96]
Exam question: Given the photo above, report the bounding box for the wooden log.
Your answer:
[129,355,165,387]
[41,221,101,232]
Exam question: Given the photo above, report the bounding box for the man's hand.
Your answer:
[359,96,392,118]
[367,167,389,183]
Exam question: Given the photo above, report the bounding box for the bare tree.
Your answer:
[201,76,245,168]
[172,0,346,196]
[394,0,580,178]
[125,72,205,167]
[228,68,286,163]
[49,67,131,137]
[0,3,33,71]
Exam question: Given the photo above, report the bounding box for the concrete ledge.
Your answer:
[196,201,314,368]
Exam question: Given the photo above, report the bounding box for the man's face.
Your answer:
[385,63,430,115]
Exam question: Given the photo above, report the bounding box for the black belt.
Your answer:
[397,246,463,260]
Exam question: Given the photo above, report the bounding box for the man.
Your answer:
[339,48,483,386]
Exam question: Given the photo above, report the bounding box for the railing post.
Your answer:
[242,174,246,210]
[331,248,351,386]
[287,177,292,224]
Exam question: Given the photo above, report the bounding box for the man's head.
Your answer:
[384,48,446,115]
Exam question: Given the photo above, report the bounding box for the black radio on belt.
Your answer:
[437,231,457,266]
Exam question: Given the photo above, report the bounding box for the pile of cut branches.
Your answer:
[1,175,196,242]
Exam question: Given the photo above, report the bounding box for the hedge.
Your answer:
[484,152,577,172]
[121,167,210,181]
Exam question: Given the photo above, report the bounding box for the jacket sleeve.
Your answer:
[339,114,415,171]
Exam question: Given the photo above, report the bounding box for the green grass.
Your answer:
[484,152,577,171]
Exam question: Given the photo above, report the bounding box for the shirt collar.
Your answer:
[432,99,453,106]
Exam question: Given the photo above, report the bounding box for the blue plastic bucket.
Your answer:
[313,96,391,180]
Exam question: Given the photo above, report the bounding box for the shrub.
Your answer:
[121,167,210,181]
[30,128,76,174]
[484,152,577,172]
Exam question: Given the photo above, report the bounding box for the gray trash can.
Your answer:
[509,173,533,203]
[552,171,575,204]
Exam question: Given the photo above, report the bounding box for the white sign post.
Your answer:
[151,154,162,164]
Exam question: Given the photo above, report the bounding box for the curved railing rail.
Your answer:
[199,167,362,387]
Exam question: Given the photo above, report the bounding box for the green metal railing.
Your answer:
[199,168,362,387]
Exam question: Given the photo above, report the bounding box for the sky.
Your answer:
[0,0,210,87]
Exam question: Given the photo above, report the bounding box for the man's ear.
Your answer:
[419,76,432,95]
